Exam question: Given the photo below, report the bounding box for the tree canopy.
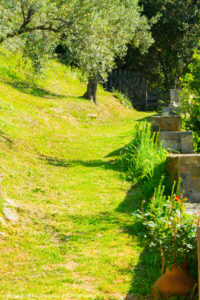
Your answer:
[69,0,152,81]
[0,0,152,102]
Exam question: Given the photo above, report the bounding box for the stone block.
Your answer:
[151,115,182,132]
[170,89,181,104]
[186,203,200,215]
[159,131,194,153]
[167,154,200,203]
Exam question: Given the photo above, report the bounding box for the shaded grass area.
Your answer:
[111,125,170,299]
[0,53,156,299]
[40,155,119,172]
[117,185,162,298]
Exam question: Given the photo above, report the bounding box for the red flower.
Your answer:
[174,195,180,202]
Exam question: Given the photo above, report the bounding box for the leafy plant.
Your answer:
[112,89,132,108]
[120,121,167,183]
[180,50,200,152]
[135,179,198,270]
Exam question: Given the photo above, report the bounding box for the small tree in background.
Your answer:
[71,0,153,104]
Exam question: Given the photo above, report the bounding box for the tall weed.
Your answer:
[120,121,167,185]
[112,89,132,108]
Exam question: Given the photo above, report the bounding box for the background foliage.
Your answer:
[180,49,200,152]
[118,0,200,91]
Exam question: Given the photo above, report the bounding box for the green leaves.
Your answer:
[120,121,167,183]
[135,183,198,266]
[180,50,200,152]
[123,0,200,90]
[0,0,152,84]
[68,0,151,80]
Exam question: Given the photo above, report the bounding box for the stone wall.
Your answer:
[151,115,182,132]
[159,131,194,154]
[167,154,200,202]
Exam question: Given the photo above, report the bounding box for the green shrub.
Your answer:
[112,89,132,108]
[120,121,167,184]
[180,50,200,152]
[0,46,38,83]
[135,179,197,269]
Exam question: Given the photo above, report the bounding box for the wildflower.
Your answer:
[174,195,180,202]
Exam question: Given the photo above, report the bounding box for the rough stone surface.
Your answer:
[167,154,200,203]
[0,217,6,225]
[5,198,19,208]
[170,89,181,105]
[87,113,97,119]
[151,115,182,132]
[3,207,18,222]
[186,203,200,215]
[162,106,180,116]
[159,131,194,153]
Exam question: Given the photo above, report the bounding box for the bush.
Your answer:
[120,121,167,184]
[135,179,197,268]
[180,50,200,152]
[112,89,132,108]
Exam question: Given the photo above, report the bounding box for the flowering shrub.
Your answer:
[135,180,198,269]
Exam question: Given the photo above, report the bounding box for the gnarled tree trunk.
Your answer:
[83,78,98,105]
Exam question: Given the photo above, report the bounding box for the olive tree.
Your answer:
[0,0,152,104]
[65,0,153,104]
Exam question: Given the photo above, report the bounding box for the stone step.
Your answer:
[162,106,180,116]
[159,131,194,153]
[151,115,182,132]
[167,154,200,203]
[186,203,200,215]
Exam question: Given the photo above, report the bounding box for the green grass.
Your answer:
[0,49,154,299]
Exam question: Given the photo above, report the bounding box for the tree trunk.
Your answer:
[83,78,98,105]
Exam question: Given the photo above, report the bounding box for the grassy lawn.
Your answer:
[0,53,154,299]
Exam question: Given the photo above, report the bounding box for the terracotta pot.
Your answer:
[153,264,195,299]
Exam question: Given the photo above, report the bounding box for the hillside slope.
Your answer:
[0,54,152,299]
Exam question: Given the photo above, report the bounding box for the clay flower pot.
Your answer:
[153,264,195,299]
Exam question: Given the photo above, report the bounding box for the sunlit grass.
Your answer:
[0,49,153,299]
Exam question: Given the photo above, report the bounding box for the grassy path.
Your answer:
[0,60,153,299]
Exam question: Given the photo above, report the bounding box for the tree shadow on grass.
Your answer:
[116,184,161,299]
[0,130,14,147]
[116,161,170,299]
[40,154,122,172]
[1,78,89,102]
[1,79,67,99]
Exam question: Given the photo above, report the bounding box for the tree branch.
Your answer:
[0,22,67,44]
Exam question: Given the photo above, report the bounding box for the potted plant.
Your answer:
[135,180,198,299]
